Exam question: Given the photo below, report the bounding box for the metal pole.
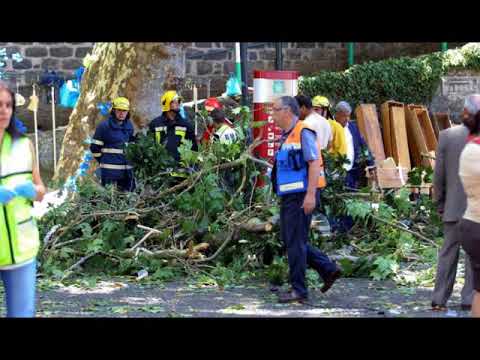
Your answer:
[347,42,355,67]
[193,84,198,136]
[275,42,283,70]
[235,42,242,83]
[441,42,448,52]
[51,86,57,174]
[32,84,40,171]
[240,42,248,106]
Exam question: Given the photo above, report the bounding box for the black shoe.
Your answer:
[431,302,447,311]
[278,290,307,304]
[461,304,472,311]
[321,269,342,293]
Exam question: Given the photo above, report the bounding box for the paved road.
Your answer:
[0,276,469,318]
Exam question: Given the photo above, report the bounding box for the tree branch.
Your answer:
[193,229,238,263]
[371,215,438,247]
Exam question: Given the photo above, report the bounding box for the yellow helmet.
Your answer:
[112,97,130,111]
[161,90,181,112]
[312,96,330,108]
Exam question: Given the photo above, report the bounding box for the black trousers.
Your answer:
[102,176,135,192]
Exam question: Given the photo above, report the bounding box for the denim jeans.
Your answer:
[0,259,36,318]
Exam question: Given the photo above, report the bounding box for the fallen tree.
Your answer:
[39,105,443,285]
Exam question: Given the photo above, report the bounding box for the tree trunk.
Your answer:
[54,42,187,182]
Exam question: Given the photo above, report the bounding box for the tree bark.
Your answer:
[55,42,187,182]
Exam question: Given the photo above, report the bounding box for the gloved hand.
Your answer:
[0,186,16,204]
[13,182,37,200]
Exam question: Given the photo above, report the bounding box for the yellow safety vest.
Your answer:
[215,124,237,145]
[328,118,347,156]
[0,133,39,266]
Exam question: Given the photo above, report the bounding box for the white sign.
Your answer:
[441,76,480,97]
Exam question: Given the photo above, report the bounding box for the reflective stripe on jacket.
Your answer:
[90,116,135,180]
[274,121,327,195]
[149,113,198,162]
[0,133,39,266]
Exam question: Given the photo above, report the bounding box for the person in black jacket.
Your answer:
[90,97,136,191]
[149,91,198,177]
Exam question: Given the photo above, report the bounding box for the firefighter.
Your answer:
[90,97,136,191]
[149,91,198,178]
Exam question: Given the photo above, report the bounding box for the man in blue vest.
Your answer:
[334,101,375,189]
[90,97,136,191]
[271,96,341,304]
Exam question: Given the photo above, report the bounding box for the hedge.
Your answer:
[299,43,480,109]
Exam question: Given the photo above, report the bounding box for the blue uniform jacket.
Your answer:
[347,121,375,170]
[90,116,135,180]
[271,117,319,196]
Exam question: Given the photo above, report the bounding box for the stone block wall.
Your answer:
[5,41,466,97]
[0,43,94,132]
[5,42,466,93]
[0,42,94,85]
[184,42,466,99]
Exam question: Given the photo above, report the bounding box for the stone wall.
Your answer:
[27,126,67,182]
[6,42,466,102]
[429,69,480,124]
[2,42,94,133]
[0,42,94,85]
[184,42,467,99]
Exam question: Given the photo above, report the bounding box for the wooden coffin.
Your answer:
[405,105,435,169]
[355,104,386,163]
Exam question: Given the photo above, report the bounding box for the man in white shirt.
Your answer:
[343,121,355,172]
[295,95,332,150]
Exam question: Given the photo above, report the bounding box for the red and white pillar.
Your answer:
[252,70,299,186]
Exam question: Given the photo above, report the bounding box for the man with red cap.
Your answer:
[202,97,233,143]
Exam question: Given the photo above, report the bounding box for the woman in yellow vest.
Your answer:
[0,82,46,317]
[312,96,347,156]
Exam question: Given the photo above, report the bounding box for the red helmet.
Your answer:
[204,97,222,112]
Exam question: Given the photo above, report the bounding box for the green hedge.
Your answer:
[299,43,480,109]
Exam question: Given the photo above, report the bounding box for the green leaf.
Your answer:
[78,223,92,238]
[345,199,371,220]
[370,255,399,281]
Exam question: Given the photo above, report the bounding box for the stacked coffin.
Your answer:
[352,101,454,189]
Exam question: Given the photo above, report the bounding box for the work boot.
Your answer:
[321,268,342,293]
